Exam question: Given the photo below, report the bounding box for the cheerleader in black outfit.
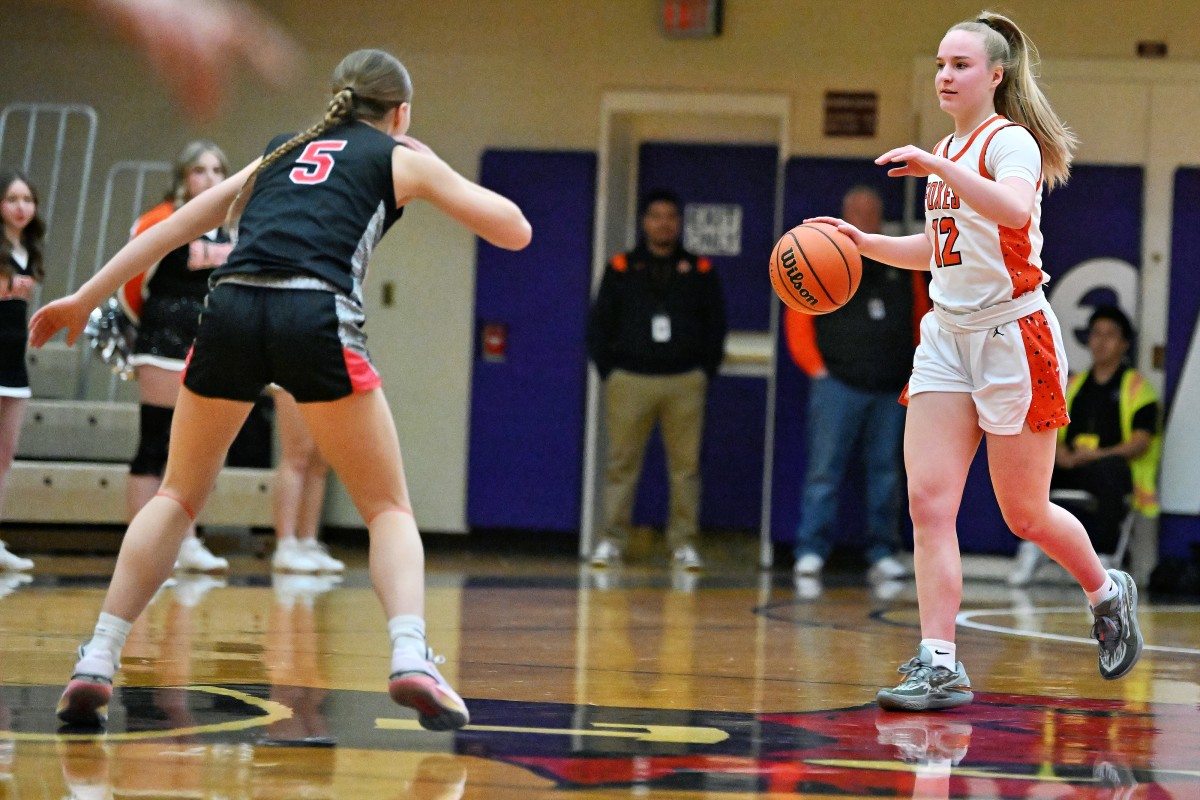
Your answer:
[121,142,234,573]
[0,171,43,572]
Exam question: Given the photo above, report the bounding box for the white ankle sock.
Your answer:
[387,614,427,661]
[921,638,957,669]
[1086,577,1117,608]
[80,612,133,675]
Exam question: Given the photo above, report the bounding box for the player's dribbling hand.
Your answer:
[803,216,867,247]
[28,294,91,348]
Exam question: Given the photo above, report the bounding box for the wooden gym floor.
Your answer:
[0,528,1196,799]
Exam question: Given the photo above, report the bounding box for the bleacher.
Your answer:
[2,102,274,530]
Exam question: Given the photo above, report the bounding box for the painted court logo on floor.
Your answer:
[2,686,1196,795]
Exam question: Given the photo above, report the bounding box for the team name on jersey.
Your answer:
[925,180,960,211]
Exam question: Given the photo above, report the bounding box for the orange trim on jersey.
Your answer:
[118,273,146,323]
[344,348,382,394]
[610,253,628,272]
[943,115,1003,162]
[1018,310,1069,432]
[898,382,910,407]
[971,120,1043,300]
[1000,220,1040,299]
[120,201,176,323]
[976,121,1041,182]
[131,201,174,237]
[782,308,826,377]
[977,124,1009,179]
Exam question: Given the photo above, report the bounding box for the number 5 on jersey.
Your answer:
[290,141,347,185]
[931,216,963,268]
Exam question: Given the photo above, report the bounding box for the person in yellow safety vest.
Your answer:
[1010,305,1162,586]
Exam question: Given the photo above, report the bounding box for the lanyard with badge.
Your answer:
[652,312,671,343]
[649,257,673,343]
[866,268,898,322]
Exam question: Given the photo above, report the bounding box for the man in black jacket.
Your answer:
[587,190,726,571]
[785,186,929,589]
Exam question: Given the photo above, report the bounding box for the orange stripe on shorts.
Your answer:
[1018,310,1070,433]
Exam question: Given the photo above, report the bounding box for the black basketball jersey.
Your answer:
[148,228,232,301]
[0,253,33,386]
[216,120,403,297]
[0,252,33,333]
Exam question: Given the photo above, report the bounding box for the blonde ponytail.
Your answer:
[952,11,1078,189]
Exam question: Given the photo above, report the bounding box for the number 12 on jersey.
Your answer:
[290,141,347,185]
[931,216,963,268]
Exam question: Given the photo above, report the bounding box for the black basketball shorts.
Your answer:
[182,282,382,403]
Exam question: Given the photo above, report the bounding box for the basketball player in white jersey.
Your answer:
[31,49,531,730]
[807,11,1143,711]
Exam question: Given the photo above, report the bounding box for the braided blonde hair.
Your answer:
[950,11,1078,189]
[226,49,413,228]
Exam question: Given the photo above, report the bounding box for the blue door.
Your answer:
[772,157,912,550]
[467,150,596,532]
[1160,167,1200,556]
[630,142,778,531]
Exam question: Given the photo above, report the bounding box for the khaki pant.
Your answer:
[601,369,706,551]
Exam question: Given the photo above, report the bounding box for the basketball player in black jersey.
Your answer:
[31,49,532,731]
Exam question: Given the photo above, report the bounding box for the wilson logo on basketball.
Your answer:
[780,247,818,307]
[769,222,862,315]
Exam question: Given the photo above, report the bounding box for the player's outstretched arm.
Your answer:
[877,144,1035,229]
[29,159,259,347]
[391,144,531,251]
[804,216,932,271]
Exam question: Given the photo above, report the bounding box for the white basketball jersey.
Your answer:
[923,114,1045,313]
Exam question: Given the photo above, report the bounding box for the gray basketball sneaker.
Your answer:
[877,644,974,712]
[1091,569,1144,680]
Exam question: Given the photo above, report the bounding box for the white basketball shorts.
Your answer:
[904,292,1069,435]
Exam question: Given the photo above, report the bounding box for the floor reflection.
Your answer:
[876,716,972,799]
[0,549,1198,798]
[262,573,341,747]
[38,689,1186,798]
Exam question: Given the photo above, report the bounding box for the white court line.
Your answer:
[956,605,1200,656]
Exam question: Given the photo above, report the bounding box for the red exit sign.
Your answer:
[661,0,723,38]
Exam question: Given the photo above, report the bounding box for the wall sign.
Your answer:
[684,203,742,256]
[661,0,723,38]
[824,92,878,137]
